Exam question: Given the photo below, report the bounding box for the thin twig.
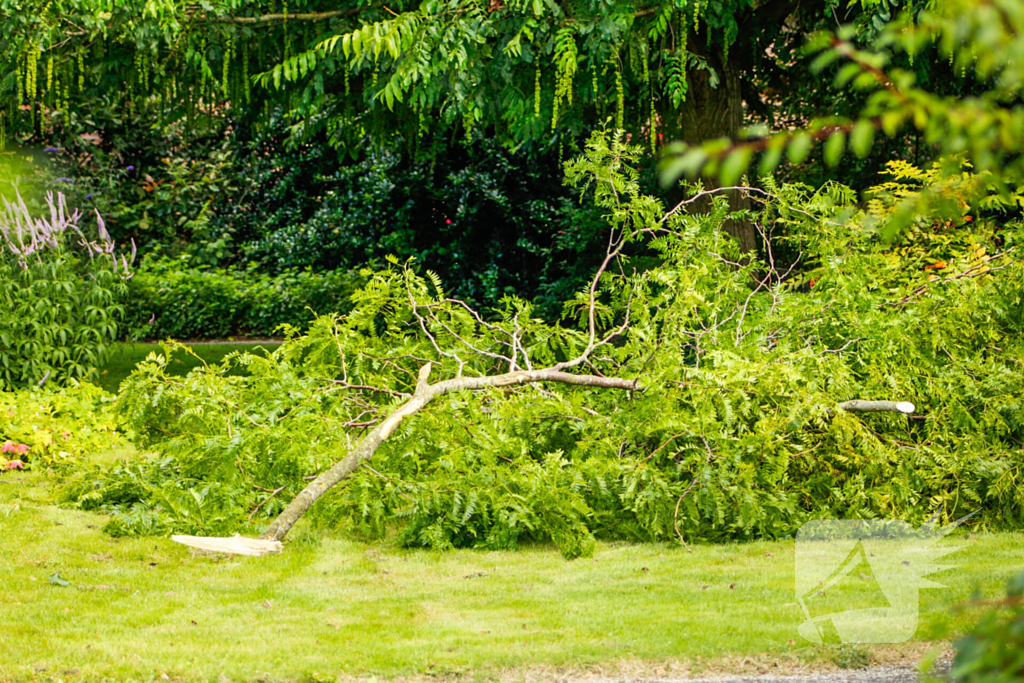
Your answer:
[248,486,287,522]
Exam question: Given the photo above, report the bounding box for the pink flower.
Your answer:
[1,442,29,455]
[5,460,25,470]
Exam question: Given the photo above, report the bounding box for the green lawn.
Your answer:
[1,467,1021,683]
[94,342,282,393]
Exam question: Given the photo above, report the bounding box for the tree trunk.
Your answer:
[675,49,757,254]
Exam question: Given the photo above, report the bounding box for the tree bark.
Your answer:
[675,48,757,254]
[193,6,379,24]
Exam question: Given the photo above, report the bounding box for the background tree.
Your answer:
[1,0,953,254]
[662,0,1024,233]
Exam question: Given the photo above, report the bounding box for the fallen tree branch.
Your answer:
[173,363,639,554]
[880,253,1012,308]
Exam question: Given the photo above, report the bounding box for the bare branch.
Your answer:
[835,399,915,415]
[193,6,380,25]
[554,229,627,371]
[881,253,1012,308]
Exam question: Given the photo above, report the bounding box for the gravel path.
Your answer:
[609,662,948,683]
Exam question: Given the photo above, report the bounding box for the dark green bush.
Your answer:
[124,256,363,340]
[234,139,612,317]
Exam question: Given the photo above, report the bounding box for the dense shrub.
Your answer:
[124,256,363,340]
[38,111,613,318]
[0,191,130,389]
[234,138,612,316]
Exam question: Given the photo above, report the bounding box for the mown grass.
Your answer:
[94,342,282,393]
[1,466,1022,683]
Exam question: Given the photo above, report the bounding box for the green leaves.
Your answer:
[850,119,875,158]
[660,0,1024,210]
[823,130,846,167]
[787,132,812,165]
[720,148,751,187]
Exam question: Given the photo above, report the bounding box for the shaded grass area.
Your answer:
[1,467,1022,682]
[94,342,282,393]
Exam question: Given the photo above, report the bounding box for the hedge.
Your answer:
[124,257,362,340]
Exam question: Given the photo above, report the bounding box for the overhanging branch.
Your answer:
[194,5,381,25]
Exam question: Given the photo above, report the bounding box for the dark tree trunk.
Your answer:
[675,50,757,255]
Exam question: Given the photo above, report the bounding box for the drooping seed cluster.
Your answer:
[0,191,134,276]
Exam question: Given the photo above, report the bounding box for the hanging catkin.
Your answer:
[534,66,541,118]
[223,35,233,97]
[614,56,624,131]
[243,41,251,102]
[650,85,657,155]
[200,36,208,91]
[283,0,290,60]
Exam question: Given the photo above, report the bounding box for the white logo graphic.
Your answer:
[793,514,974,644]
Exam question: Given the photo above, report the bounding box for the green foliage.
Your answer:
[0,192,130,389]
[39,110,610,318]
[664,0,1024,223]
[947,570,1024,682]
[0,0,889,162]
[124,257,364,340]
[71,132,1024,556]
[28,113,241,263]
[234,137,611,317]
[0,381,121,470]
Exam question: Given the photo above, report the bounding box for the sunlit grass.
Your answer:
[1,466,1021,682]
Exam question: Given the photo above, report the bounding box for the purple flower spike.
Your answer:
[85,193,94,200]
[44,147,60,153]
[95,209,109,241]
[126,165,135,171]
[54,177,75,183]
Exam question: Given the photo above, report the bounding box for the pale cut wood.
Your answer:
[837,399,916,414]
[171,534,283,556]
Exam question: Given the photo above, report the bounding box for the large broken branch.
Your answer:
[173,364,638,555]
[167,167,922,558]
